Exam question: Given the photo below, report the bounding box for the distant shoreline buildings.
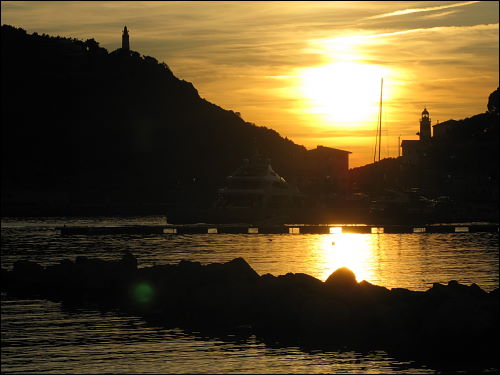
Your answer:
[400,107,464,166]
[401,108,433,165]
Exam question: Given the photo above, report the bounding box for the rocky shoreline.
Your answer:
[2,253,498,369]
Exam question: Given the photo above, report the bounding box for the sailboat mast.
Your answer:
[378,78,383,162]
[373,78,384,163]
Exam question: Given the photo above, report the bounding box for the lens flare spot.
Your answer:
[132,282,154,303]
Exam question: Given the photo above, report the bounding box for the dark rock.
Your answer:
[297,295,351,343]
[324,267,358,290]
[469,282,487,297]
[278,272,323,292]
[75,255,89,264]
[178,259,202,270]
[10,260,45,295]
[1,267,12,291]
[121,251,138,270]
[13,259,44,275]
[358,280,390,299]
[224,257,260,281]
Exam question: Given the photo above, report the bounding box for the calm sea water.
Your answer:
[1,216,498,374]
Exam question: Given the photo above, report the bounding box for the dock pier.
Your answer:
[57,223,499,235]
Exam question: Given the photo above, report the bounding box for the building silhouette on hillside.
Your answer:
[122,26,130,51]
[300,146,352,202]
[419,108,431,140]
[306,146,351,191]
[432,118,458,139]
[401,108,433,165]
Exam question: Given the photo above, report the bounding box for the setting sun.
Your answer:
[299,62,392,126]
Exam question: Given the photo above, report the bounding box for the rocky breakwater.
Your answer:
[2,253,498,368]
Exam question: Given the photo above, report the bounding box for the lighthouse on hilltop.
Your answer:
[419,108,431,141]
[122,26,130,51]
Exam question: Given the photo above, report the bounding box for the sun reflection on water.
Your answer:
[317,233,375,283]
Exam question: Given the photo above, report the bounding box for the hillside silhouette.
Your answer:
[2,25,318,216]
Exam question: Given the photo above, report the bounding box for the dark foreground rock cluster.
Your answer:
[2,253,498,368]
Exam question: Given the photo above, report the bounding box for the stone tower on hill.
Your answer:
[122,26,130,51]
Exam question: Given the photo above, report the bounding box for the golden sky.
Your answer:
[2,1,498,167]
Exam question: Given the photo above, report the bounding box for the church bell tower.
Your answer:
[122,26,130,51]
[419,108,431,140]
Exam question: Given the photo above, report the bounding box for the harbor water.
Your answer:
[1,216,498,374]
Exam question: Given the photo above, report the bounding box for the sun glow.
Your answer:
[299,62,392,126]
[298,34,397,128]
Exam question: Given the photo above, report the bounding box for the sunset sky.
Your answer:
[2,1,498,167]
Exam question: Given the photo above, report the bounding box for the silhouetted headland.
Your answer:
[0,25,349,221]
[2,253,498,369]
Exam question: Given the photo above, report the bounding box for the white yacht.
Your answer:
[212,155,303,223]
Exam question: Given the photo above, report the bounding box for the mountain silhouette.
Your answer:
[1,25,346,216]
